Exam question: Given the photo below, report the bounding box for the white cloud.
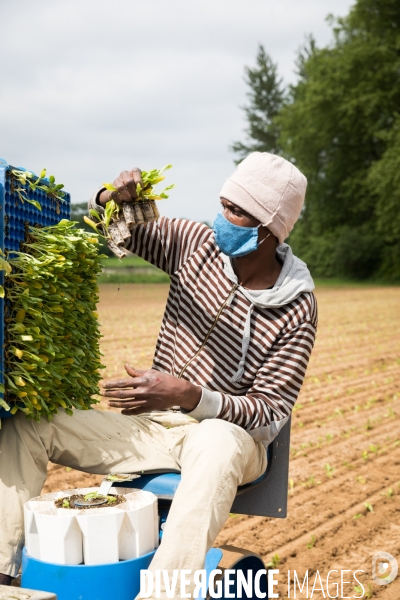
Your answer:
[0,0,354,222]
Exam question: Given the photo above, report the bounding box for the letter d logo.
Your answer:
[372,552,398,585]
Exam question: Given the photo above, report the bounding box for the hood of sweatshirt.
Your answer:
[220,243,315,382]
[221,243,315,309]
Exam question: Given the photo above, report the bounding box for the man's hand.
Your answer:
[98,168,144,207]
[101,364,202,416]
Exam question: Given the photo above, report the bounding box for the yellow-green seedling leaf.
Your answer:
[40,169,46,179]
[14,376,26,387]
[0,256,12,275]
[14,348,24,359]
[89,209,101,221]
[136,182,142,196]
[49,175,55,184]
[16,309,26,322]
[160,164,172,174]
[83,216,100,233]
[0,383,5,393]
[0,285,4,298]
[21,335,33,341]
[102,182,118,192]
[25,198,42,211]
[0,398,10,411]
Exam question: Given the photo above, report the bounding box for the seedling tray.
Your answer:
[0,158,71,418]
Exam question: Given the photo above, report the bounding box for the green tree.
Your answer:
[231,45,286,162]
[278,0,400,279]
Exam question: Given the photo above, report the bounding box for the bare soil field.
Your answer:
[44,284,400,599]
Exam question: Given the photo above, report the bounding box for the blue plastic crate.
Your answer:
[0,158,71,419]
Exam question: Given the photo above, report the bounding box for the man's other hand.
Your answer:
[101,364,202,416]
[98,168,144,207]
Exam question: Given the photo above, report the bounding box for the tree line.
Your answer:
[232,0,400,281]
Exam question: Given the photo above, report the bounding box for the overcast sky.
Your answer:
[1,0,354,223]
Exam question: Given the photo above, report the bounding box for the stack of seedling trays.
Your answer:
[0,158,103,421]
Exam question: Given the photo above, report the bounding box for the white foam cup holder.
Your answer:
[23,487,158,566]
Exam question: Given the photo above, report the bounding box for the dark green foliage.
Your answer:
[231,45,286,162]
[233,0,400,281]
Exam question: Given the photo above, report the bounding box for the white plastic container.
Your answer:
[23,487,158,566]
[76,507,124,565]
[119,491,159,560]
[24,495,60,560]
[34,508,83,565]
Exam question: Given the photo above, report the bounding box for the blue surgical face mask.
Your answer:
[213,212,270,258]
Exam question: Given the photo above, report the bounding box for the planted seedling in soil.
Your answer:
[307,535,316,549]
[55,493,125,509]
[266,554,280,568]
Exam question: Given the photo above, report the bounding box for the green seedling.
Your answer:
[384,407,395,418]
[307,535,316,549]
[363,502,373,512]
[10,168,65,211]
[381,488,393,498]
[362,584,373,598]
[356,475,366,485]
[87,165,175,240]
[266,554,280,568]
[324,463,335,478]
[83,492,116,504]
[62,499,70,508]
[362,450,369,461]
[302,476,321,488]
[289,478,295,495]
[353,513,363,520]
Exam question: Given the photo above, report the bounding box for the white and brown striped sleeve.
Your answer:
[218,318,316,430]
[88,190,212,274]
[125,217,213,274]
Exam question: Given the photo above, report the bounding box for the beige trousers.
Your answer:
[0,409,266,598]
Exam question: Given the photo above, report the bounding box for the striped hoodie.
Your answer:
[90,199,318,445]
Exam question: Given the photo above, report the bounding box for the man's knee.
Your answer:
[185,418,253,453]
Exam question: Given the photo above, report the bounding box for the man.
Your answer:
[0,152,317,597]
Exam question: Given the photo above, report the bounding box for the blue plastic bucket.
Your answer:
[22,547,155,600]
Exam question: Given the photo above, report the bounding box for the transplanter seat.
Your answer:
[115,416,291,518]
[21,419,291,600]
